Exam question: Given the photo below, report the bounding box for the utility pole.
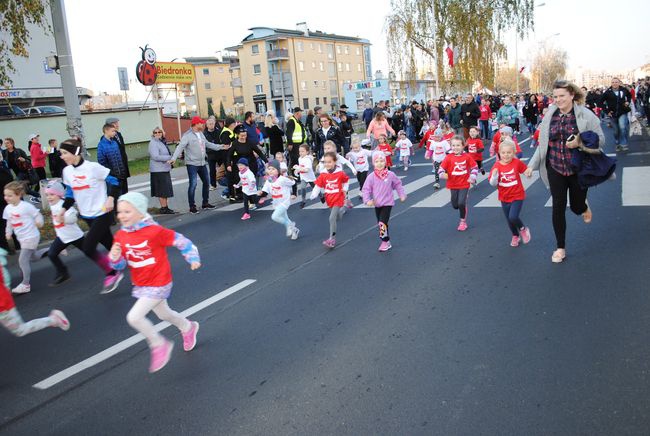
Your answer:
[515,37,519,95]
[431,1,441,98]
[50,0,86,153]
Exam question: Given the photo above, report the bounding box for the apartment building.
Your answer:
[225,25,371,116]
[185,56,244,118]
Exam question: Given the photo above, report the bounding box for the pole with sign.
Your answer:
[118,67,129,107]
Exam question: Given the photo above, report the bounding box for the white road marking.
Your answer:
[622,166,650,206]
[33,279,257,390]
[133,178,189,193]
[475,171,539,208]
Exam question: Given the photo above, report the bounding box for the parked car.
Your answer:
[25,106,66,115]
[0,105,26,117]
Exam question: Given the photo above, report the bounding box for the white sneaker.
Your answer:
[286,222,295,237]
[291,227,300,240]
[209,186,217,191]
[12,283,31,294]
[49,310,70,331]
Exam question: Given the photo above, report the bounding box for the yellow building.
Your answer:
[225,25,371,116]
[185,56,243,118]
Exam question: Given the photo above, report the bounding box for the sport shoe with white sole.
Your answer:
[149,339,174,373]
[50,310,70,331]
[11,283,31,294]
[101,271,124,294]
[182,321,199,351]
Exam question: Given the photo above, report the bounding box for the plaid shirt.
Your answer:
[547,108,579,176]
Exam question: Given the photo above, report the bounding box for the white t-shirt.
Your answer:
[296,156,316,182]
[346,149,373,172]
[318,154,356,174]
[62,160,110,218]
[429,140,451,163]
[396,139,413,157]
[262,175,295,209]
[238,169,258,196]
[49,200,84,243]
[3,201,42,242]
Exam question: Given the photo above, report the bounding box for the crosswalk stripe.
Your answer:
[412,172,490,208]
[475,171,539,208]
[622,166,650,206]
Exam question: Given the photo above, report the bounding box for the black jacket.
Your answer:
[523,101,538,122]
[48,148,65,178]
[2,148,29,177]
[314,125,346,153]
[204,127,222,160]
[460,101,481,127]
[339,119,353,138]
[226,140,267,175]
[265,124,285,156]
[114,131,130,178]
[601,87,632,118]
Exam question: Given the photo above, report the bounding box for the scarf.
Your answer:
[374,167,389,181]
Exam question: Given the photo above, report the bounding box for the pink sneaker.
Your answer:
[457,219,468,231]
[510,236,520,247]
[378,241,392,252]
[182,321,200,351]
[519,227,531,244]
[50,310,70,331]
[322,238,336,248]
[149,339,174,373]
[101,271,124,294]
[241,213,251,220]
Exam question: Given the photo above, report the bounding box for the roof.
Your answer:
[184,57,230,66]
[239,27,371,45]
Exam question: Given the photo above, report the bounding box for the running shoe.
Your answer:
[50,310,70,331]
[322,238,336,248]
[510,235,520,247]
[286,222,296,237]
[49,272,71,287]
[433,182,440,189]
[249,205,257,211]
[520,227,531,244]
[189,206,199,214]
[101,271,124,294]
[149,339,174,373]
[291,227,300,240]
[241,213,251,220]
[582,203,592,224]
[11,283,31,294]
[551,249,566,263]
[209,186,217,191]
[378,241,392,252]
[182,321,199,351]
[457,219,468,231]
[202,203,216,210]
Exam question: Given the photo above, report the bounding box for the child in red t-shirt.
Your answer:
[439,136,478,231]
[310,152,350,248]
[375,134,394,169]
[0,249,69,336]
[465,126,485,174]
[109,192,201,374]
[488,140,532,247]
[490,126,522,159]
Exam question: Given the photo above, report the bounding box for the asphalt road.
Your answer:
[1,127,649,435]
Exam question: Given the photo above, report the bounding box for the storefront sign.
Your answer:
[347,81,383,91]
[155,63,195,84]
[0,90,21,98]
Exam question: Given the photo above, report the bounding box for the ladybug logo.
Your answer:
[136,44,157,86]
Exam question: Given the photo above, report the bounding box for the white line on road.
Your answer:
[33,279,257,390]
[622,166,650,206]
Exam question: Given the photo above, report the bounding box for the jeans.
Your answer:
[501,200,525,236]
[186,164,209,207]
[612,114,630,146]
[480,120,491,139]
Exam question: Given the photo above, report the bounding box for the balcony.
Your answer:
[230,77,242,87]
[270,72,293,98]
[229,60,240,70]
[267,48,289,61]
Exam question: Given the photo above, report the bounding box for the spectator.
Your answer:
[47,139,65,178]
[97,123,129,195]
[312,106,323,138]
[105,117,130,190]
[305,109,315,144]
[203,116,222,191]
[2,137,39,202]
[448,97,462,134]
[429,100,441,128]
[362,103,374,128]
[170,116,228,214]
[264,113,285,156]
[285,107,307,180]
[339,112,354,155]
[496,96,519,131]
[315,113,346,156]
[601,77,632,151]
[148,127,175,214]
[460,94,481,138]
[523,94,539,134]
[242,111,259,147]
[28,133,47,187]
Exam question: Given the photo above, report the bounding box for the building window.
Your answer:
[255,84,263,94]
[329,80,338,96]
[253,64,261,74]
[318,43,322,53]
[356,47,360,56]
[344,46,349,55]
[204,82,211,90]
[319,61,324,71]
[297,41,304,52]
[316,97,320,105]
[311,61,316,69]
[337,62,342,72]
[252,44,259,54]
[357,63,362,72]
[328,62,336,77]
[327,44,334,60]
[299,61,304,72]
[322,80,326,89]
[345,63,350,72]
[336,45,341,54]
[301,81,307,91]
[313,80,318,88]
[206,97,213,106]
[310,43,314,50]
[202,68,209,75]
[218,67,224,73]
[323,97,328,105]
[303,98,309,109]
[220,81,226,88]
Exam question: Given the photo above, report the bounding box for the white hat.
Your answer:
[28,133,39,141]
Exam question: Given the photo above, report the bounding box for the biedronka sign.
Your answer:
[155,62,195,84]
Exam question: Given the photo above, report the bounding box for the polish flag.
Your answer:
[519,66,525,73]
[445,46,454,68]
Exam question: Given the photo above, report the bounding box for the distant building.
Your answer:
[568,67,636,89]
[225,24,371,116]
[184,56,243,118]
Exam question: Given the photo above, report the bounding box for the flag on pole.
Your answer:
[519,66,525,73]
[445,45,454,68]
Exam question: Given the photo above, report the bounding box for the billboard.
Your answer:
[155,63,195,84]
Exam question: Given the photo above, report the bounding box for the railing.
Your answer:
[230,78,242,87]
[234,96,244,104]
[267,49,289,60]
[229,61,240,69]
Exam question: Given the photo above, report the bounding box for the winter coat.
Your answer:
[448,104,462,129]
[97,136,128,179]
[496,104,519,125]
[460,101,481,127]
[601,87,632,118]
[315,125,346,153]
[148,136,172,173]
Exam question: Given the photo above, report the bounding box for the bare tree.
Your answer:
[496,66,531,94]
[531,43,568,93]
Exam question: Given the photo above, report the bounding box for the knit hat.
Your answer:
[237,157,249,166]
[60,139,82,156]
[190,116,205,126]
[117,192,149,217]
[267,159,281,173]
[434,128,443,136]
[45,180,66,198]
[398,130,406,136]
[372,151,386,163]
[500,126,514,136]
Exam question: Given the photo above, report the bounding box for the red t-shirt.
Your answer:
[479,105,492,121]
[492,132,522,154]
[533,129,540,141]
[490,158,528,202]
[376,143,393,167]
[315,171,349,207]
[440,153,477,190]
[466,138,484,161]
[443,132,454,141]
[113,224,176,287]
[0,268,15,312]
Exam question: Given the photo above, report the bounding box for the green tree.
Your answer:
[386,0,535,92]
[219,101,227,119]
[207,102,215,117]
[0,0,49,87]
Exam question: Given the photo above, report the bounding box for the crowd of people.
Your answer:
[0,76,638,373]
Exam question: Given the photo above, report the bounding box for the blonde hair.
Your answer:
[499,138,516,152]
[323,140,336,150]
[553,80,585,105]
[4,181,26,196]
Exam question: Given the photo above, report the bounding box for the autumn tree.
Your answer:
[495,66,531,94]
[530,42,568,93]
[0,0,49,88]
[386,0,535,93]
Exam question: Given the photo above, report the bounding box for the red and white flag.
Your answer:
[519,66,525,73]
[445,45,454,68]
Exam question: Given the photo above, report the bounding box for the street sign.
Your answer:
[118,67,129,91]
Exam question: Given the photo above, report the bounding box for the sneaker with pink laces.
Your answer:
[457,219,468,231]
[182,321,200,351]
[378,241,392,252]
[519,227,531,244]
[510,236,520,247]
[50,310,70,331]
[149,339,174,373]
[322,238,336,248]
[241,213,251,220]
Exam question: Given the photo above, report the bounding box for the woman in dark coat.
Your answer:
[523,94,539,133]
[264,114,285,156]
[313,113,346,157]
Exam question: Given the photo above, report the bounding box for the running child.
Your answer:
[441,122,455,142]
[109,192,200,373]
[346,137,373,197]
[489,113,499,136]
[490,126,522,159]
[395,130,413,171]
[318,140,357,175]
[293,144,316,209]
[274,151,289,175]
[0,248,70,336]
[259,160,300,240]
[426,129,451,189]
[3,181,48,294]
[465,126,485,175]
[488,139,532,247]
[233,158,258,220]
[376,134,394,169]
[45,180,113,286]
[361,153,406,252]
[439,136,478,231]
[418,123,438,149]
[309,152,349,248]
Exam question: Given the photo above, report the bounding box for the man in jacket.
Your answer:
[243,111,260,147]
[285,108,306,197]
[460,93,481,138]
[105,117,130,187]
[601,77,632,151]
[170,116,230,214]
[362,104,374,128]
[97,123,129,195]
[448,97,463,134]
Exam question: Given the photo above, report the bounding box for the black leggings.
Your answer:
[48,237,85,275]
[547,165,588,249]
[82,213,114,258]
[374,206,392,241]
[450,188,469,219]
[357,171,368,191]
[243,194,258,214]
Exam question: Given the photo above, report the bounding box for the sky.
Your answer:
[62,0,648,98]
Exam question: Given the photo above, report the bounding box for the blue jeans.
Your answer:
[479,120,490,139]
[612,114,630,146]
[186,164,209,207]
[501,200,525,236]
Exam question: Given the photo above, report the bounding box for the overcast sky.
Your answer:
[64,0,647,98]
